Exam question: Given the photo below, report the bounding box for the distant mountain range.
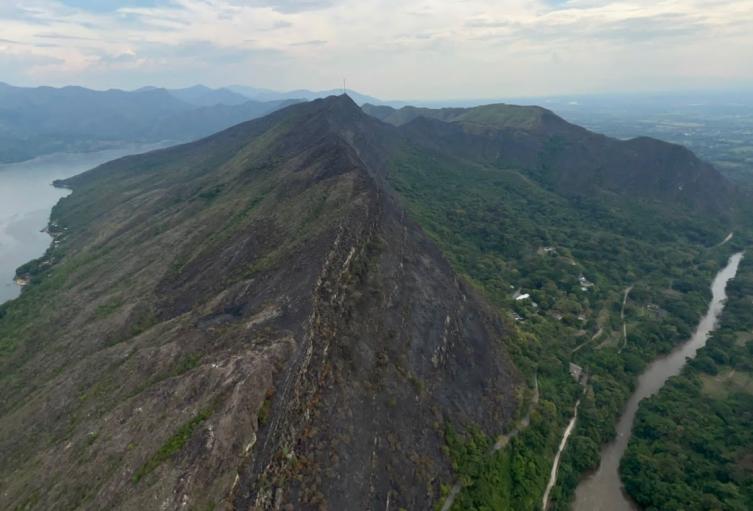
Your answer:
[227,84,384,106]
[4,79,751,187]
[137,84,251,107]
[0,83,299,164]
[0,81,397,165]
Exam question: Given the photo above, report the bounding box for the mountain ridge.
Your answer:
[0,95,747,510]
[0,95,520,510]
[363,102,733,212]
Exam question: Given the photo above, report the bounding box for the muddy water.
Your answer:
[572,252,744,511]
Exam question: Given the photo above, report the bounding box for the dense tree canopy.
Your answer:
[387,144,745,509]
[622,258,753,511]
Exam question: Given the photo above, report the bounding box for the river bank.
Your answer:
[572,252,744,510]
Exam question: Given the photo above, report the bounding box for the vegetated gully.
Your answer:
[439,376,540,511]
[570,251,744,511]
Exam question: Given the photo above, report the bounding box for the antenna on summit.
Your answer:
[342,78,346,95]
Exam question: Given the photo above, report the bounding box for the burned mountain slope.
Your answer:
[0,96,519,511]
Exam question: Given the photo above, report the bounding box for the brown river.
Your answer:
[572,252,744,510]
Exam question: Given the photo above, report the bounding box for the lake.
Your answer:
[0,144,166,306]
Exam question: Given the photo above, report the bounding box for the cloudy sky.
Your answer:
[1,0,752,100]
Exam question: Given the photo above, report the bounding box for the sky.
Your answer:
[0,0,752,100]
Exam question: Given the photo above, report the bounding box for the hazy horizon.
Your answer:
[3,80,753,106]
[2,0,752,101]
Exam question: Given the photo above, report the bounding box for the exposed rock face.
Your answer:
[0,96,519,510]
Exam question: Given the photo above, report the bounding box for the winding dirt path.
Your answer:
[438,484,461,511]
[713,231,734,248]
[541,399,581,510]
[541,370,589,510]
[571,327,604,354]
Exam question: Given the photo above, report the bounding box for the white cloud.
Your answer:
[0,0,751,98]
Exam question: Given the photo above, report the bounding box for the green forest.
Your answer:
[387,143,746,510]
[622,255,753,511]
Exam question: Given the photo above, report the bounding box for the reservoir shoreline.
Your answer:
[0,144,165,306]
